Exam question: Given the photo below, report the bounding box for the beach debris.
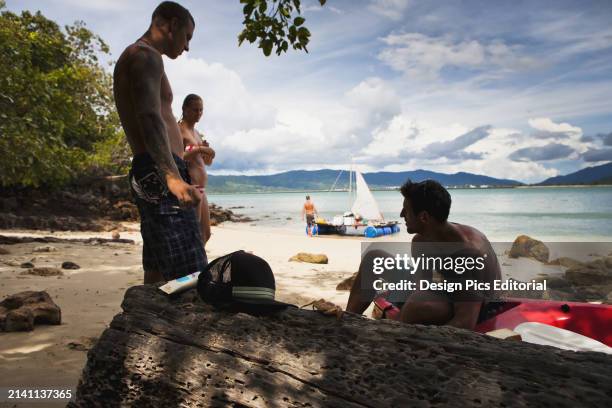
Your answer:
[61,261,80,270]
[33,245,58,253]
[111,230,121,240]
[301,298,344,319]
[0,247,10,255]
[508,235,550,263]
[67,336,98,352]
[3,260,20,267]
[336,272,358,291]
[20,267,63,277]
[70,285,612,407]
[547,257,584,269]
[0,235,134,245]
[565,256,612,286]
[0,290,61,332]
[112,201,139,220]
[20,261,35,269]
[289,252,328,264]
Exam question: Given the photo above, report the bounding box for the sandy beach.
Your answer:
[1,222,607,407]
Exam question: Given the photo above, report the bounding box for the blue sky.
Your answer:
[5,0,612,182]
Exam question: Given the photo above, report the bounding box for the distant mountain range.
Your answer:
[538,162,612,186]
[207,169,521,193]
[206,162,612,193]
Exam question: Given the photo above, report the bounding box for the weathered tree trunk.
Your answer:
[70,285,612,407]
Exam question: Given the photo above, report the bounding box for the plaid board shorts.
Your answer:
[130,153,207,281]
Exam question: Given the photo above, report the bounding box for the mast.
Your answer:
[348,160,353,209]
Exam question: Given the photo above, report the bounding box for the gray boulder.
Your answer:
[565,256,612,286]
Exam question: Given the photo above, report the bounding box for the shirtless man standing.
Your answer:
[113,1,207,284]
[302,195,318,236]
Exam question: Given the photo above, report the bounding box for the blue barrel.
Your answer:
[392,224,400,233]
[375,227,384,237]
[364,226,377,238]
[383,227,392,235]
[312,224,319,236]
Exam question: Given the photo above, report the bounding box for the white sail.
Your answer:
[351,171,383,221]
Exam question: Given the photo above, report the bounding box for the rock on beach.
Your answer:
[0,291,61,332]
[289,252,329,264]
[508,235,550,263]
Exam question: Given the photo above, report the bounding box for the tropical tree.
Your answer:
[0,2,124,187]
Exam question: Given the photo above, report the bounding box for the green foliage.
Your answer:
[88,130,131,177]
[0,5,122,187]
[238,0,326,56]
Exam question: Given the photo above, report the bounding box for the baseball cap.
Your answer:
[197,250,294,314]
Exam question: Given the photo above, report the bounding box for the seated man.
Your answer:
[346,179,501,330]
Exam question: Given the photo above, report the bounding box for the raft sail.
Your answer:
[351,171,383,221]
[313,169,399,237]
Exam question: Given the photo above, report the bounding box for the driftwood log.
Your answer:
[0,235,134,245]
[71,285,612,407]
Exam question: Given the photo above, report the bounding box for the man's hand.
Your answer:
[166,175,201,208]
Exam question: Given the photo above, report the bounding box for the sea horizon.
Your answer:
[208,185,612,242]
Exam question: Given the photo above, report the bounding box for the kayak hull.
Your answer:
[474,298,612,347]
[373,297,612,347]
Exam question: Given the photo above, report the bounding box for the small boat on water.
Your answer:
[313,170,400,238]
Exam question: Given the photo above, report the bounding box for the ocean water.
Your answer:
[208,186,612,241]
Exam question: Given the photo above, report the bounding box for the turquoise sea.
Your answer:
[208,186,612,241]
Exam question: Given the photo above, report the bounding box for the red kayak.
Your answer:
[373,296,612,347]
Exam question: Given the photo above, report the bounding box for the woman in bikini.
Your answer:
[179,94,215,247]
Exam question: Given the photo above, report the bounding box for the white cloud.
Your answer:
[368,0,411,21]
[526,117,589,156]
[303,3,343,14]
[378,33,536,79]
[164,55,276,137]
[528,117,581,136]
[344,77,401,139]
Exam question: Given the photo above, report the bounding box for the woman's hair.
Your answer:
[180,94,203,121]
[182,93,202,111]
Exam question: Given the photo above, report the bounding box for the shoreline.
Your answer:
[206,184,612,195]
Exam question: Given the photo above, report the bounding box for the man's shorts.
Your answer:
[306,214,315,226]
[129,153,207,281]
